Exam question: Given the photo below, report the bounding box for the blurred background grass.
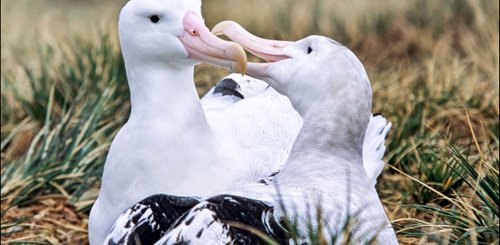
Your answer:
[1,0,498,244]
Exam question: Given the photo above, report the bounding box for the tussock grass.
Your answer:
[1,0,498,244]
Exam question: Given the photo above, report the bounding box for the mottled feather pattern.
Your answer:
[105,194,200,245]
[156,195,289,245]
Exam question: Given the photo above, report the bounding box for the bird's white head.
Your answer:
[118,0,246,73]
[213,21,371,117]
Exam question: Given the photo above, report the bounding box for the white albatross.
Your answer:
[89,1,301,244]
[93,0,391,244]
[152,24,398,244]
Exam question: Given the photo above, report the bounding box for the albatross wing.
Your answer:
[155,195,289,245]
[104,195,200,245]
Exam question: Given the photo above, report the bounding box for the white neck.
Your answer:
[101,58,226,198]
[91,60,225,245]
[125,61,211,134]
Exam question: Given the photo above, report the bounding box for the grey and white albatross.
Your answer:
[151,24,398,244]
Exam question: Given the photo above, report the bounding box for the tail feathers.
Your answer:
[362,114,392,185]
[104,194,200,245]
[157,195,289,245]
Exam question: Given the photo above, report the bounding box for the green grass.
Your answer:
[394,144,499,244]
[1,0,499,244]
[2,34,128,211]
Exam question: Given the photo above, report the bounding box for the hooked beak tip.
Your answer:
[235,46,247,75]
[211,21,236,36]
[211,21,247,74]
[181,13,247,75]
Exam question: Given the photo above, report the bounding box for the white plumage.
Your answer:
[96,1,394,244]
[202,74,302,180]
[156,28,398,244]
[89,1,300,243]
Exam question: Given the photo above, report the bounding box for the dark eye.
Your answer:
[149,15,160,23]
[307,46,313,54]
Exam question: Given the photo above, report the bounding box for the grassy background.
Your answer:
[1,0,498,244]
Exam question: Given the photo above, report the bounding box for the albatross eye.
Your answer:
[307,46,313,54]
[149,15,160,23]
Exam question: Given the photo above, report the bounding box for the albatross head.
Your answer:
[213,21,372,117]
[119,0,246,73]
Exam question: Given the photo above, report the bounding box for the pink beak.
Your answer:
[180,12,247,74]
[212,21,292,62]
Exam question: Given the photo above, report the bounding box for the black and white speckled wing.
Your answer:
[104,194,200,245]
[156,194,289,245]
